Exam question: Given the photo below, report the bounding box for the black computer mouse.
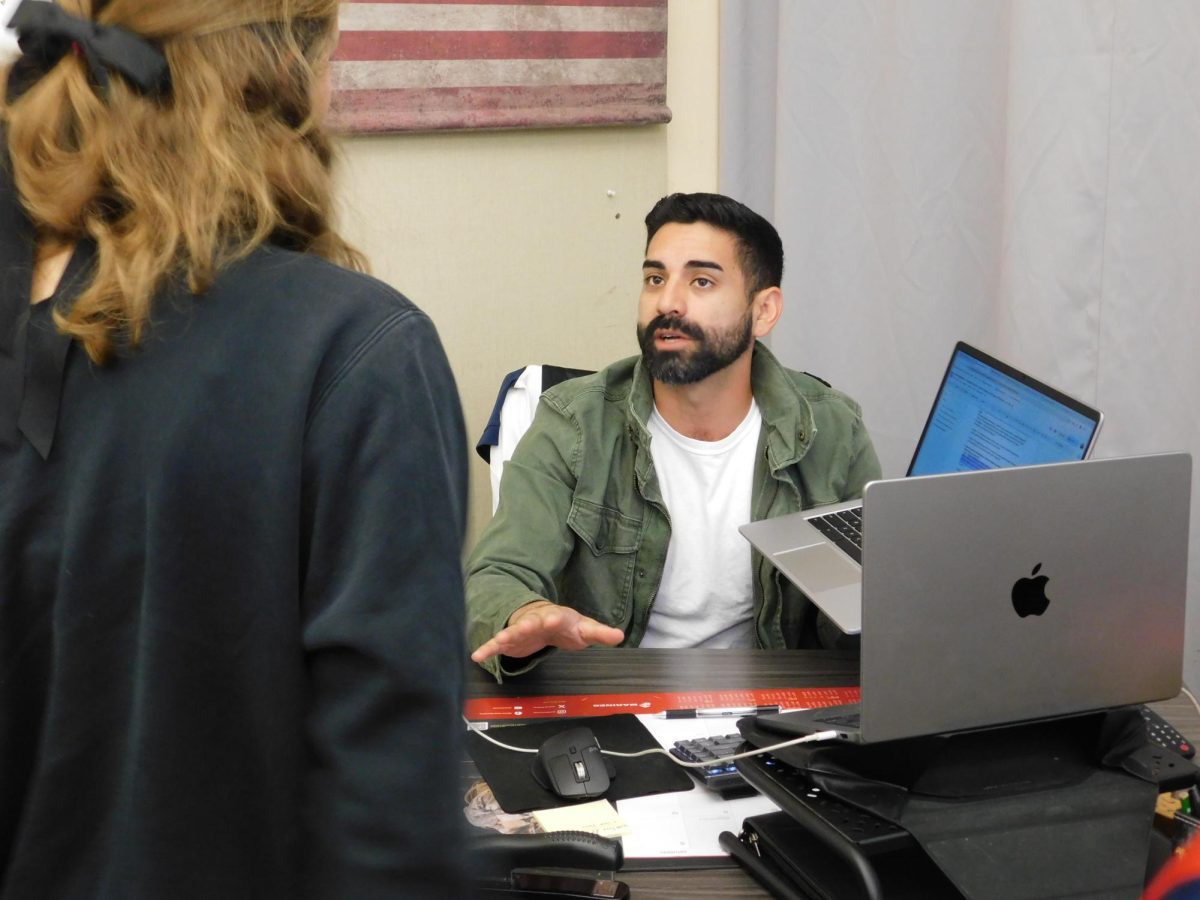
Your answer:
[530,726,613,801]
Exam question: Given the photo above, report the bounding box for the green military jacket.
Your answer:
[466,342,881,680]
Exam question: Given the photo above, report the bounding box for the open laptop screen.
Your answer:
[907,342,1103,477]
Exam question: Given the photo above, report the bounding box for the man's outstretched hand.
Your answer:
[470,600,625,664]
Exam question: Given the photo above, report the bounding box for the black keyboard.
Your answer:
[807,506,864,563]
[735,752,914,855]
[670,733,749,794]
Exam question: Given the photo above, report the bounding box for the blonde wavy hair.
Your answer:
[1,0,366,364]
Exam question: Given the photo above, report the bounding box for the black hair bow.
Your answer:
[6,0,171,102]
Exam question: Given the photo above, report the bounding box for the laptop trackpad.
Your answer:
[775,544,861,591]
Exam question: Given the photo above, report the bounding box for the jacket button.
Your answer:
[799,431,806,441]
[637,568,646,577]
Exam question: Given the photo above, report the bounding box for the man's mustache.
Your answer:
[644,315,704,341]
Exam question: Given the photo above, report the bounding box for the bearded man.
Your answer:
[467,193,881,680]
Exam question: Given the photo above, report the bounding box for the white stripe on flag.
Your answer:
[332,56,662,91]
[338,3,666,34]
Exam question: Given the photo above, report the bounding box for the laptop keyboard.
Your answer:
[807,506,864,563]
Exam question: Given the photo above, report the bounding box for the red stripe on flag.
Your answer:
[345,0,665,7]
[334,30,665,62]
[330,82,669,132]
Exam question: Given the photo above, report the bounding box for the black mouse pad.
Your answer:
[467,714,695,813]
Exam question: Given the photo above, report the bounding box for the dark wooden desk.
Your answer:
[466,647,861,698]
[466,649,1200,899]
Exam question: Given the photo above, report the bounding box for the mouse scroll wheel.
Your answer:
[574,761,588,780]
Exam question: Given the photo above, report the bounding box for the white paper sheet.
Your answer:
[612,714,780,859]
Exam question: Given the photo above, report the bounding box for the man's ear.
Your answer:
[750,286,783,338]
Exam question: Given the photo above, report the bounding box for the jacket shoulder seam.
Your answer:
[308,307,427,427]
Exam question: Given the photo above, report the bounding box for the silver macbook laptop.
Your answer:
[755,451,1192,744]
[740,342,1104,633]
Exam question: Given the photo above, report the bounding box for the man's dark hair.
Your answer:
[644,192,784,296]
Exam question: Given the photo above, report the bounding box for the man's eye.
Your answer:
[694,277,713,288]
[644,274,664,286]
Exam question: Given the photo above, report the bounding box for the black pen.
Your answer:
[656,705,780,719]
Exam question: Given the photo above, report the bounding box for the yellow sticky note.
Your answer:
[532,800,631,839]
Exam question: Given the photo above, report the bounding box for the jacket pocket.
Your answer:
[567,497,641,556]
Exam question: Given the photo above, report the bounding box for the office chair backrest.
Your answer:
[476,365,592,512]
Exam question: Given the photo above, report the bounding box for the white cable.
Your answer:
[1180,684,1200,719]
[463,715,840,767]
[464,716,539,754]
[600,729,840,767]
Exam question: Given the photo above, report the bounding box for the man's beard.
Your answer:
[637,309,755,385]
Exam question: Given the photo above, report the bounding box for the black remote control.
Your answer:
[1141,704,1195,759]
[670,733,749,793]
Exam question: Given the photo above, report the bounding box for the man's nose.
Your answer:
[656,277,686,317]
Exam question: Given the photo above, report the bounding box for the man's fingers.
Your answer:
[516,607,560,634]
[471,612,556,661]
[472,605,625,663]
[577,619,625,647]
[470,639,502,663]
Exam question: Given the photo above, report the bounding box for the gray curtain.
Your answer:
[721,0,1200,692]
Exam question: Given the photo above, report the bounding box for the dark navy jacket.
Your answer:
[0,164,469,898]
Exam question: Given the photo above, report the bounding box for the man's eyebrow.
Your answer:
[641,259,725,271]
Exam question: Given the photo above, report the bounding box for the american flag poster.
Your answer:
[330,0,670,132]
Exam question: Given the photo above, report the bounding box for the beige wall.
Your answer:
[666,0,720,194]
[333,0,719,546]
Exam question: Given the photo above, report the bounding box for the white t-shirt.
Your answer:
[641,401,762,648]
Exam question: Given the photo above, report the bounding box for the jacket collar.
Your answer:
[0,146,34,358]
[1,146,82,460]
[750,341,815,470]
[625,340,815,469]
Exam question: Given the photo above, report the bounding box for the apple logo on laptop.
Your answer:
[1011,563,1051,617]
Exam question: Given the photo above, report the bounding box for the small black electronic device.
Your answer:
[474,866,630,899]
[470,832,628,898]
[1141,704,1195,759]
[669,733,751,794]
[735,752,914,853]
[531,727,614,801]
[508,868,630,899]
